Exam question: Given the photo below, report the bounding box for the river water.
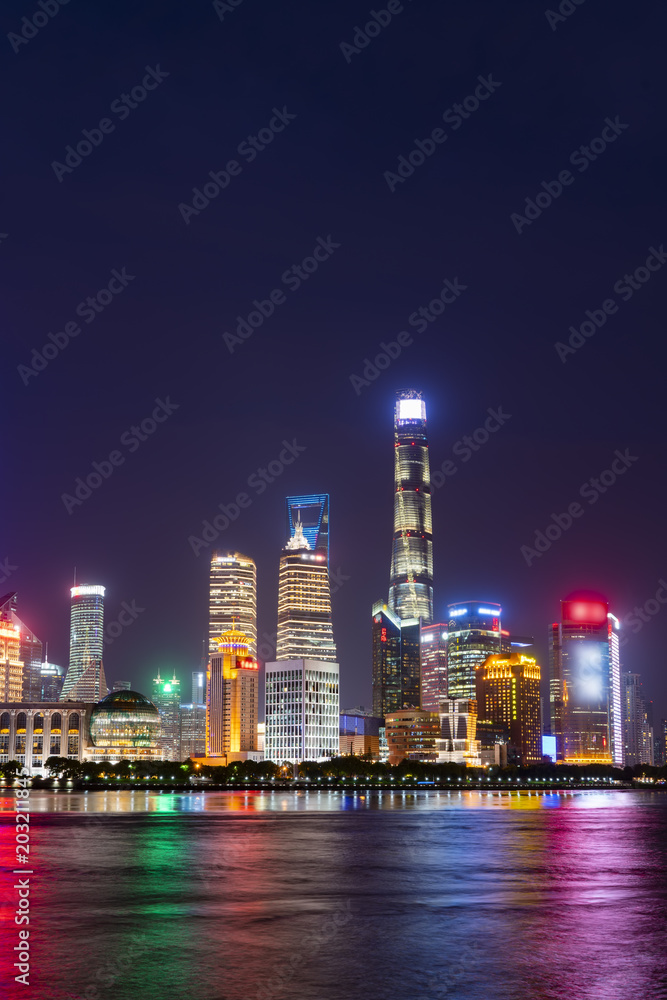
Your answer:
[1,789,667,1000]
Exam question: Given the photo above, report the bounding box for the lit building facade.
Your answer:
[372,601,401,718]
[276,519,336,662]
[0,702,91,773]
[388,390,433,624]
[0,593,43,701]
[61,585,107,702]
[0,617,24,702]
[476,653,542,765]
[622,672,654,766]
[207,629,259,757]
[179,702,206,760]
[209,552,257,657]
[152,672,182,761]
[384,709,439,765]
[435,698,481,766]
[265,659,339,763]
[339,710,381,757]
[549,597,621,765]
[286,494,330,563]
[420,623,448,711]
[88,690,163,763]
[371,603,421,716]
[445,602,506,700]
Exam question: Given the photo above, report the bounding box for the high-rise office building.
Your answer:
[286,494,329,563]
[152,672,182,761]
[388,390,433,623]
[371,601,401,717]
[61,585,107,702]
[445,602,506,701]
[420,623,448,711]
[371,602,420,715]
[40,661,65,701]
[207,629,259,757]
[476,653,542,765]
[209,552,257,657]
[0,593,43,701]
[276,517,336,662]
[179,702,206,760]
[622,672,654,766]
[265,658,339,762]
[0,615,23,702]
[549,597,621,765]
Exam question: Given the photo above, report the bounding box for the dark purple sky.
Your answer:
[4,0,666,718]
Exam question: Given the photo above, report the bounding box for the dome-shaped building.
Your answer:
[88,690,163,762]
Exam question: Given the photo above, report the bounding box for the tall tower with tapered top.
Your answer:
[388,390,433,624]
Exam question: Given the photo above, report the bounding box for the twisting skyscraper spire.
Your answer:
[388,390,433,623]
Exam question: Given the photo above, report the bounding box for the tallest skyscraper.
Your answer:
[388,390,433,623]
[373,390,433,717]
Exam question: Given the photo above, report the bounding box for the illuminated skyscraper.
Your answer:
[265,658,339,762]
[152,671,182,761]
[276,517,336,662]
[372,601,401,717]
[0,593,43,701]
[286,494,329,563]
[420,623,448,711]
[209,552,257,657]
[207,629,259,757]
[476,653,542,765]
[61,585,107,702]
[622,672,653,766]
[445,602,506,700]
[179,702,206,760]
[388,390,433,623]
[0,615,23,702]
[549,596,621,765]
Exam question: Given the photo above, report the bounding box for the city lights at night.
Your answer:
[2,1,667,997]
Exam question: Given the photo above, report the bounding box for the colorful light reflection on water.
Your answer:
[1,790,666,1000]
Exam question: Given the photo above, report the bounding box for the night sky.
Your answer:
[4,0,666,718]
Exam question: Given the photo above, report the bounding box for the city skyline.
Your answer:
[5,388,665,728]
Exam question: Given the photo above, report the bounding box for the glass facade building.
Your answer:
[445,602,506,700]
[276,518,336,662]
[371,602,420,716]
[209,552,257,657]
[286,494,329,563]
[152,672,182,761]
[549,598,621,765]
[371,601,401,718]
[61,585,107,703]
[420,623,448,711]
[622,672,653,766]
[88,690,162,758]
[179,702,206,760]
[388,391,433,623]
[265,659,339,763]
